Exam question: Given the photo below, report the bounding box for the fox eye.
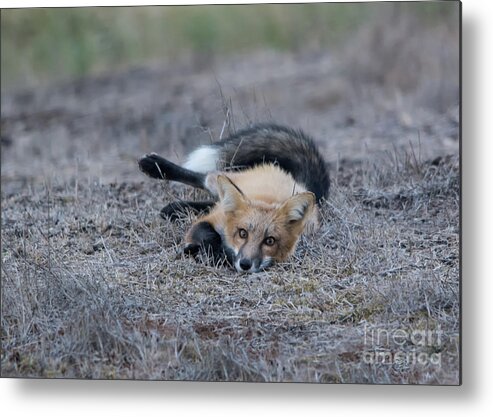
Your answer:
[264,236,276,246]
[238,228,248,239]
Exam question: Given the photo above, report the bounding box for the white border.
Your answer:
[2,0,492,415]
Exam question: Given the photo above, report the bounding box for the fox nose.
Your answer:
[239,259,252,271]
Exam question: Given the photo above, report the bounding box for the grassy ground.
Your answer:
[1,152,459,382]
[1,6,460,383]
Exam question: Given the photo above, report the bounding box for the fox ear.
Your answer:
[216,175,247,213]
[277,192,315,226]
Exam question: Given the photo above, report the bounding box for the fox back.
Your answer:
[184,124,330,203]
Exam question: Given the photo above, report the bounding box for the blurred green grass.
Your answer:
[1,3,457,90]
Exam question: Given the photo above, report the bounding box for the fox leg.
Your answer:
[138,153,207,189]
[160,201,215,221]
[183,221,222,256]
[183,221,233,265]
[138,153,226,199]
[184,210,233,265]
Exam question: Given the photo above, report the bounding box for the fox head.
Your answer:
[216,175,316,273]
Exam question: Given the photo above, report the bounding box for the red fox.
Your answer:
[138,124,330,273]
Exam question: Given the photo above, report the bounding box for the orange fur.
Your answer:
[185,164,317,272]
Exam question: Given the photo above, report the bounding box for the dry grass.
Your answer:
[1,149,459,383]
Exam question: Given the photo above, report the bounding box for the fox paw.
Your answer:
[138,153,167,179]
[183,243,200,256]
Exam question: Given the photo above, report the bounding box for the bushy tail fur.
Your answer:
[184,124,330,202]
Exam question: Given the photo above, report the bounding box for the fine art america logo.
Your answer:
[363,325,444,366]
